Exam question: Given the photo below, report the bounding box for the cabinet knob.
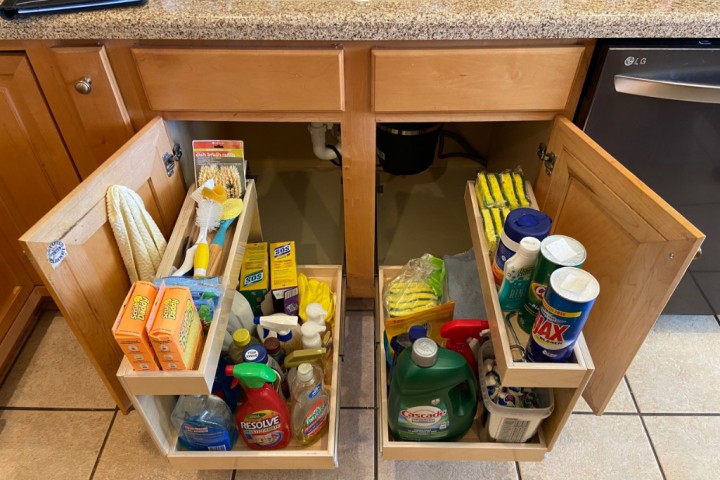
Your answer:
[74,77,92,95]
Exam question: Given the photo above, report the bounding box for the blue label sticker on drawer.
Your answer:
[47,240,67,269]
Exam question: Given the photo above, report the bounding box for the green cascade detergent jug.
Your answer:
[388,337,478,441]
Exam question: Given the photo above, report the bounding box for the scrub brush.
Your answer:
[206,198,244,277]
[193,198,222,278]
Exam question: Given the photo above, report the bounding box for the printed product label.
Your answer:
[492,241,515,285]
[244,270,264,287]
[303,398,329,439]
[180,422,231,451]
[129,295,151,321]
[397,404,449,440]
[309,384,322,399]
[240,410,285,447]
[273,243,291,258]
[531,299,581,351]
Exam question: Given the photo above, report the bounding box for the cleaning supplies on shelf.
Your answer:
[283,348,327,370]
[298,275,336,326]
[264,337,286,370]
[300,322,326,349]
[226,363,291,450]
[439,319,490,381]
[153,276,222,331]
[225,328,261,364]
[112,281,160,371]
[491,208,552,286]
[212,355,242,412]
[238,242,270,316]
[254,314,303,353]
[193,197,223,278]
[171,395,239,451]
[498,237,541,312]
[290,363,330,446]
[387,325,426,388]
[388,338,477,442]
[206,197,244,277]
[270,241,299,316]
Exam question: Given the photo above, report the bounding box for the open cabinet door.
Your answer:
[534,117,704,414]
[19,118,186,412]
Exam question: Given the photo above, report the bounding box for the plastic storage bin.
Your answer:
[477,341,554,443]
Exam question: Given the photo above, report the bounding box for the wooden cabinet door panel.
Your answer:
[534,117,704,414]
[20,117,186,412]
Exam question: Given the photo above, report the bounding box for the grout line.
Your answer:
[231,469,237,480]
[515,461,523,480]
[88,408,118,480]
[572,411,638,416]
[0,406,117,412]
[640,412,720,417]
[624,374,643,414]
[638,413,667,480]
[341,406,375,410]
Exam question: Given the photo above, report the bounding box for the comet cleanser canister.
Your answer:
[525,267,600,363]
[518,235,587,334]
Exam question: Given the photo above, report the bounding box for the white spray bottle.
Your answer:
[301,322,326,349]
[254,314,303,353]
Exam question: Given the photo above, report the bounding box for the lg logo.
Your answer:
[625,56,647,66]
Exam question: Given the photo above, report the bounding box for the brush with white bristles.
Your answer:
[193,198,222,278]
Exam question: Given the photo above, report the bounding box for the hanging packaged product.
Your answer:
[226,363,292,450]
[388,338,477,441]
[525,267,600,363]
[192,140,246,199]
[270,241,299,316]
[491,208,552,286]
[290,363,330,446]
[112,281,160,371]
[518,235,587,334]
[171,395,239,451]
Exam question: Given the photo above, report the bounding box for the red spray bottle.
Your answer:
[440,319,489,381]
[226,362,291,450]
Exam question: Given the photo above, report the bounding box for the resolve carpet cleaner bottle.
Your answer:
[226,362,291,450]
[388,338,477,441]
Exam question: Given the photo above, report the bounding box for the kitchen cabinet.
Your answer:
[377,116,702,461]
[10,38,703,466]
[22,117,345,469]
[0,53,81,378]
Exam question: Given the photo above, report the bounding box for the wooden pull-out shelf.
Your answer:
[116,181,258,396]
[124,266,344,470]
[464,181,594,389]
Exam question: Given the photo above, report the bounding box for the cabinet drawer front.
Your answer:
[373,47,584,113]
[132,48,345,113]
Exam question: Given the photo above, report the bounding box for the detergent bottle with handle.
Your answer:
[226,363,291,450]
[388,337,477,441]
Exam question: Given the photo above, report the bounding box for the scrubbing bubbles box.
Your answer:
[147,284,203,371]
[112,281,160,371]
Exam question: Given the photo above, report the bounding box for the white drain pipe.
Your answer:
[308,122,341,161]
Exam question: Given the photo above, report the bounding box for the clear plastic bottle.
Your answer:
[171,395,239,451]
[226,328,261,364]
[290,363,330,446]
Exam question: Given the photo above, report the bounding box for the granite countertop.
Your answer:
[2,0,720,41]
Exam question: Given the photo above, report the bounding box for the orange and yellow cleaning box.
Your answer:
[147,284,203,371]
[112,281,160,371]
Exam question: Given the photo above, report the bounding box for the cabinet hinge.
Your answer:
[163,144,182,177]
[537,143,556,176]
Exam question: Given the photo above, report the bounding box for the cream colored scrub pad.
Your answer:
[107,185,167,283]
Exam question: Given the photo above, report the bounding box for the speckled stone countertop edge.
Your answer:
[1,1,720,41]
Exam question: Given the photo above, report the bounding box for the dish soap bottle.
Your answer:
[170,395,239,451]
[498,237,541,312]
[290,362,330,446]
[226,362,291,450]
[388,337,477,441]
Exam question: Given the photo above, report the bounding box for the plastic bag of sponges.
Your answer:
[476,169,532,257]
[383,254,455,345]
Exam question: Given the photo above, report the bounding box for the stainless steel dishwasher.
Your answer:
[578,40,720,314]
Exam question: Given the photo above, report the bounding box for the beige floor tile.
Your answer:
[519,414,662,480]
[93,411,231,480]
[626,315,720,413]
[377,157,479,265]
[379,456,517,480]
[644,416,720,480]
[236,409,375,480]
[341,312,374,408]
[0,314,115,409]
[0,409,113,480]
[574,377,637,413]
